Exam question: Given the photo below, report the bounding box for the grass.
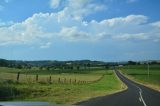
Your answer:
[0,67,105,83]
[0,67,126,105]
[119,64,160,91]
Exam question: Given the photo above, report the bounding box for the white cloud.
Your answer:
[100,15,148,27]
[59,27,91,41]
[112,33,149,40]
[0,20,14,27]
[0,0,160,47]
[0,13,160,47]
[50,0,107,20]
[151,21,160,28]
[0,13,54,46]
[67,0,106,18]
[40,42,52,48]
[50,0,61,8]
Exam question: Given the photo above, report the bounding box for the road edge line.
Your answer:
[119,70,160,92]
[113,70,128,91]
[117,70,147,106]
[74,70,128,105]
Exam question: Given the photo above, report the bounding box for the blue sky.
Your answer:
[0,0,160,61]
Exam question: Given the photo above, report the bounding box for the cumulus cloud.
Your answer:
[59,27,92,41]
[66,0,106,17]
[151,21,160,28]
[0,20,14,27]
[112,33,149,40]
[50,0,61,8]
[0,0,160,47]
[100,15,148,27]
[50,0,107,20]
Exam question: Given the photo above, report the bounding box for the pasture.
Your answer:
[119,64,160,91]
[0,67,126,104]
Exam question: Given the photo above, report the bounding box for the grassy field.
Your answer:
[119,64,160,91]
[0,67,126,105]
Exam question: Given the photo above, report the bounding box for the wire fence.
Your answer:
[0,72,105,85]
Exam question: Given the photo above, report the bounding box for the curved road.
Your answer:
[76,70,160,106]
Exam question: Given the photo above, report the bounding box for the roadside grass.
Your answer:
[119,64,160,91]
[0,67,125,104]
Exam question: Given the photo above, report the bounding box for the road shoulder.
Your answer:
[119,70,160,92]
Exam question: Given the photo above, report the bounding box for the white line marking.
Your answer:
[139,87,147,106]
[116,70,147,106]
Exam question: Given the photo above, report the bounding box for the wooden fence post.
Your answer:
[64,78,66,83]
[75,79,76,84]
[17,72,20,82]
[49,76,52,83]
[58,78,61,83]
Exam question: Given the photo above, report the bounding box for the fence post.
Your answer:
[17,72,20,82]
[64,78,66,83]
[70,79,72,84]
[58,78,61,83]
[36,74,38,82]
[75,79,76,84]
[49,76,52,83]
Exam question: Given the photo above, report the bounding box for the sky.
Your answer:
[0,0,160,61]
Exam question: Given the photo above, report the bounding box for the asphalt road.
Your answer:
[76,70,160,106]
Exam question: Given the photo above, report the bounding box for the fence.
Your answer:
[1,72,105,85]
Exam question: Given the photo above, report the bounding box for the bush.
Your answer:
[0,85,20,100]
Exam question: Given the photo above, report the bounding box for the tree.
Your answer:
[105,65,109,69]
[0,59,8,67]
[46,66,50,71]
[16,64,23,69]
[39,66,43,70]
[77,66,80,70]
[87,63,91,69]
[128,61,136,65]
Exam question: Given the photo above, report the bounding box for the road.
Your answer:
[76,70,160,106]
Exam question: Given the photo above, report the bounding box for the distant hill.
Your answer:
[0,59,108,67]
[0,58,159,68]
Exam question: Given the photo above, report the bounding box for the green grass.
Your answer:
[0,67,105,83]
[0,67,125,105]
[119,64,160,91]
